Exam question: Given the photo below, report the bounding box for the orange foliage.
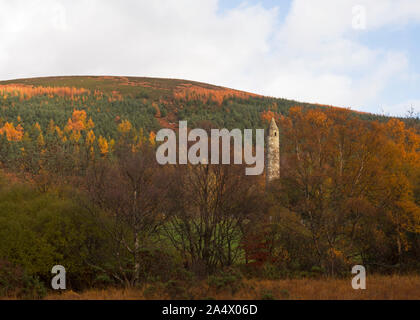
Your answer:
[0,84,89,100]
[260,110,282,124]
[94,90,104,100]
[174,84,258,106]
[32,122,42,133]
[149,131,156,145]
[65,110,87,132]
[108,91,123,102]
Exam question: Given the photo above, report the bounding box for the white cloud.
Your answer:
[382,99,420,117]
[254,0,420,113]
[0,0,277,84]
[0,0,419,116]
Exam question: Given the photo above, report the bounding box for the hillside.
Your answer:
[0,76,386,139]
[0,76,419,299]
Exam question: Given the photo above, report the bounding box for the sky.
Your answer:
[0,0,419,116]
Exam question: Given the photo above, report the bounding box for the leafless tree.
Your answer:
[84,145,172,286]
[164,161,263,275]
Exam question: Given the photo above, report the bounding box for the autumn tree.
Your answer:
[272,107,420,275]
[84,144,171,287]
[163,159,264,275]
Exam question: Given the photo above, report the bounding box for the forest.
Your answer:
[0,76,419,299]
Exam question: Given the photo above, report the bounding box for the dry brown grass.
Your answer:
[44,275,420,300]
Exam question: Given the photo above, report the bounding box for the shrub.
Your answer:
[137,248,185,284]
[143,282,165,300]
[0,183,109,291]
[0,260,46,299]
[164,279,192,300]
[260,289,276,300]
[261,263,284,280]
[20,275,47,300]
[207,267,243,295]
[310,266,326,278]
[279,289,290,300]
[0,260,24,297]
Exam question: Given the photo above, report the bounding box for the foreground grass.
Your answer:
[44,275,420,300]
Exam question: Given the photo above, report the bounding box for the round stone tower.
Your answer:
[266,117,280,184]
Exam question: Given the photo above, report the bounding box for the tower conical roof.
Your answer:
[269,117,278,131]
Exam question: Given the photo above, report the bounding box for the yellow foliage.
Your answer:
[98,136,109,155]
[0,122,24,141]
[86,130,96,145]
[47,120,55,134]
[55,126,64,138]
[87,118,95,130]
[109,139,115,152]
[70,131,81,143]
[118,120,132,134]
[37,133,45,148]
